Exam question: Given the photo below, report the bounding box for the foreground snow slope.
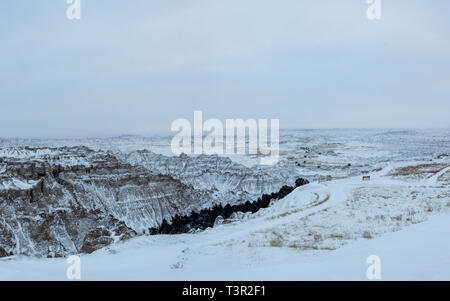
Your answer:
[1,160,449,280]
[0,214,449,281]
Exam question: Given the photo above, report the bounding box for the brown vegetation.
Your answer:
[388,163,449,177]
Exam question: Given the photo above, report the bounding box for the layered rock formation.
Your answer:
[0,147,304,258]
[125,150,299,205]
[0,147,211,257]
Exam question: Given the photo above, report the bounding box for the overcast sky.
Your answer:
[1,0,449,138]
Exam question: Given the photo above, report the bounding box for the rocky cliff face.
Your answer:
[125,150,297,205]
[0,147,300,258]
[0,147,213,257]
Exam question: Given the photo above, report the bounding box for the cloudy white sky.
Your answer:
[0,0,449,137]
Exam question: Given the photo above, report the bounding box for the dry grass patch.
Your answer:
[388,163,449,177]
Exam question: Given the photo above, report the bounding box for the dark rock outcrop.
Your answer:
[80,227,115,254]
[0,246,8,258]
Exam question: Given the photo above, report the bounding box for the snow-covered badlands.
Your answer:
[1,157,449,280]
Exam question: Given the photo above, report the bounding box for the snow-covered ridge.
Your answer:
[0,178,41,190]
